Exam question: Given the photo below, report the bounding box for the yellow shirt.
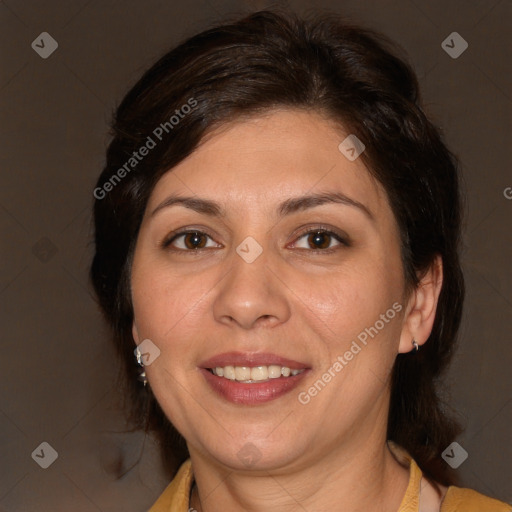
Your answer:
[149,452,511,512]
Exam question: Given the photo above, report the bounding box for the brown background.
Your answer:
[1,0,511,510]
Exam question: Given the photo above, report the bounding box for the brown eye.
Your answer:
[293,228,349,252]
[307,231,332,249]
[164,230,218,251]
[182,232,207,249]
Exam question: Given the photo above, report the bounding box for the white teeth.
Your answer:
[235,366,251,381]
[268,365,281,378]
[224,365,236,380]
[211,365,305,382]
[251,366,268,381]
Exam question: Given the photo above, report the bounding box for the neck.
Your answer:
[188,429,410,512]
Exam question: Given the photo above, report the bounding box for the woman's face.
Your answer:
[131,109,412,472]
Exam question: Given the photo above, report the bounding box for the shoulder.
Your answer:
[441,486,511,512]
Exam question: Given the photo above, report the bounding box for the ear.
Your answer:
[398,255,443,354]
[132,320,141,345]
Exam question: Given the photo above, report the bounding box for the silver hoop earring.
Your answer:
[135,347,148,386]
[412,339,420,353]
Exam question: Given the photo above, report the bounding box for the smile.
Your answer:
[199,352,310,404]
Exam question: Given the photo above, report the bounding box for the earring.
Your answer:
[412,339,420,353]
[135,347,148,386]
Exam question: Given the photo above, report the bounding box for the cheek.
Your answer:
[131,259,211,359]
[293,256,402,342]
[131,261,213,426]
[299,267,403,405]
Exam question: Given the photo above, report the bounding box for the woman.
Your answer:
[90,9,511,512]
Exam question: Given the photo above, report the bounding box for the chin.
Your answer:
[198,431,309,473]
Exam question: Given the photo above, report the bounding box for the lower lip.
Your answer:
[200,368,309,405]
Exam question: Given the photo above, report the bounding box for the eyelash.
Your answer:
[161,226,350,254]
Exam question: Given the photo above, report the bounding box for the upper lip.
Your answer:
[199,352,309,370]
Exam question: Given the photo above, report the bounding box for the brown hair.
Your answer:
[90,9,465,485]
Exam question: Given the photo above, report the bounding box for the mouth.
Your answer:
[199,352,310,405]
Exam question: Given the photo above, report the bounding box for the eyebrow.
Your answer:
[150,191,374,221]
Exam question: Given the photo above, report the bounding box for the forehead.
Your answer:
[146,109,388,219]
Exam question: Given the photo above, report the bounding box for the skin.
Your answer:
[130,109,443,511]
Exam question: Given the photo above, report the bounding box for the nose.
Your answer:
[212,249,291,330]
